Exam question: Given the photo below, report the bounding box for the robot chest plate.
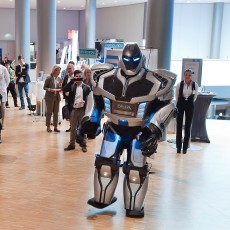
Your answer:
[102,75,154,101]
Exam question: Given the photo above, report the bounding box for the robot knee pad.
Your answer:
[94,155,120,204]
[123,162,149,213]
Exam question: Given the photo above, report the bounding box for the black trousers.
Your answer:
[176,98,194,150]
[6,83,18,106]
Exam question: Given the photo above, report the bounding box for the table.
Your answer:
[28,81,46,116]
[191,93,215,143]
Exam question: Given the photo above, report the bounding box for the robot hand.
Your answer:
[81,116,101,139]
[138,124,161,157]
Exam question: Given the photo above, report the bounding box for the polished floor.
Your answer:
[1,99,230,230]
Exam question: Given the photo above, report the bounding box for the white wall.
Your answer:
[0,9,15,41]
[0,9,80,59]
[0,41,15,60]
[172,4,213,59]
[96,4,145,45]
[1,3,230,62]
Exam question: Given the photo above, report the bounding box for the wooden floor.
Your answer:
[1,98,230,230]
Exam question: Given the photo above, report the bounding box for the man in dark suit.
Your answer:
[61,63,75,132]
[15,55,31,110]
[62,70,93,152]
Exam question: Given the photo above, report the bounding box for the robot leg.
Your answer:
[123,139,150,218]
[88,123,122,209]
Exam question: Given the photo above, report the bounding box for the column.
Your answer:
[142,2,147,46]
[210,2,224,59]
[145,0,174,69]
[85,0,96,49]
[15,0,30,64]
[36,0,56,76]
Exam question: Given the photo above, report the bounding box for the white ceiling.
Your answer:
[1,0,230,10]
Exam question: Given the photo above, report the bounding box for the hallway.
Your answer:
[0,104,230,230]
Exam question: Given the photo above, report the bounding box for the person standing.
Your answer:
[5,61,19,108]
[61,61,75,80]
[63,70,92,152]
[15,55,31,110]
[62,63,75,132]
[83,67,92,89]
[0,63,10,129]
[43,65,62,133]
[175,69,199,154]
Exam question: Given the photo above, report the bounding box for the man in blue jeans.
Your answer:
[15,55,31,110]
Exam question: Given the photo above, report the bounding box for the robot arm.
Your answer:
[81,94,105,138]
[153,69,177,101]
[81,63,114,137]
[139,102,177,157]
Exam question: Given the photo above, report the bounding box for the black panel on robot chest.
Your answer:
[126,78,154,98]
[103,75,123,97]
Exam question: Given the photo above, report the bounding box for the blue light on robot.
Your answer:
[118,119,128,126]
[123,57,130,62]
[133,57,140,62]
[91,108,100,123]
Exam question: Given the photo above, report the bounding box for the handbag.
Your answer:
[62,104,70,120]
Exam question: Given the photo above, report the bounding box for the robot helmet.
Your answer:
[120,43,145,76]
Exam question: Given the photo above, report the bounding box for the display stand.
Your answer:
[191,93,215,143]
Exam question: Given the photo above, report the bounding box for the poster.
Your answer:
[182,58,203,86]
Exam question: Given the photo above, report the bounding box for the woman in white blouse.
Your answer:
[175,69,198,154]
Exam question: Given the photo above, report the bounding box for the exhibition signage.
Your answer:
[104,42,125,49]
[79,49,97,59]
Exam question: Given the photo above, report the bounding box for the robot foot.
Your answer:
[87,197,117,209]
[126,207,144,218]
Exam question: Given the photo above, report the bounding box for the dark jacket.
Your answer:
[15,63,31,84]
[62,81,91,111]
[62,74,71,100]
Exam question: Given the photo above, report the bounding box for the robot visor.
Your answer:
[122,54,141,70]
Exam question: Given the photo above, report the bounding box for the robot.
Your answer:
[82,43,177,218]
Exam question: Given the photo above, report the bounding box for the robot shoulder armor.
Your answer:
[91,63,115,86]
[91,63,114,72]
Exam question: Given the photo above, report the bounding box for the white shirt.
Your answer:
[175,80,199,102]
[18,64,25,83]
[73,84,84,108]
[0,64,10,94]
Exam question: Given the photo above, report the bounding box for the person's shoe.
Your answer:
[177,149,181,154]
[19,107,25,110]
[47,128,52,133]
[82,147,87,152]
[54,128,60,132]
[66,127,71,132]
[64,145,75,151]
[183,149,187,154]
[15,104,20,107]
[6,105,10,108]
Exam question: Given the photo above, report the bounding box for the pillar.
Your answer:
[210,2,224,59]
[145,0,174,69]
[15,0,30,65]
[37,0,56,76]
[85,0,96,49]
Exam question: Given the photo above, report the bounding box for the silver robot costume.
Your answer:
[82,44,177,218]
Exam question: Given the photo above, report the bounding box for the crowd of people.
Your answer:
[0,55,93,151]
[0,54,199,155]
